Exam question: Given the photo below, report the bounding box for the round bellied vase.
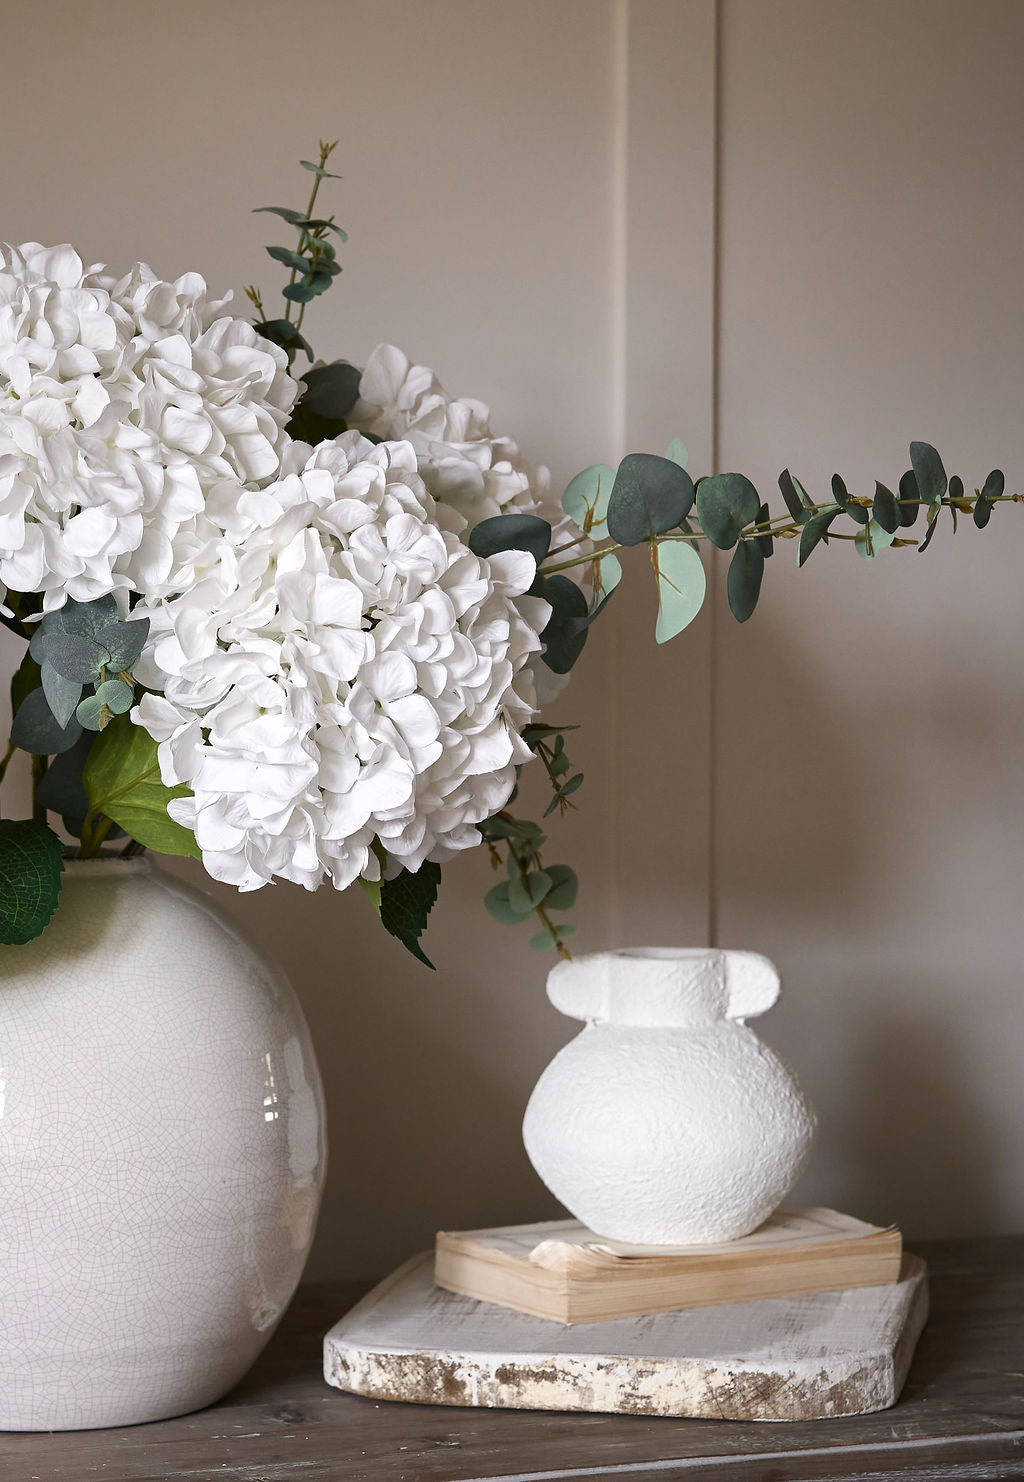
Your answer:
[523,947,815,1244]
[0,856,326,1430]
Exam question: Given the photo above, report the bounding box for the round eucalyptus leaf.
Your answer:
[94,617,149,671]
[695,472,761,550]
[299,361,362,420]
[530,923,577,952]
[872,482,900,534]
[468,514,551,565]
[561,464,615,536]
[909,441,947,505]
[41,664,83,730]
[607,454,694,546]
[484,880,535,924]
[508,868,553,916]
[654,540,706,643]
[727,539,765,623]
[75,693,107,731]
[39,632,109,682]
[544,864,579,911]
[94,678,135,715]
[537,575,589,674]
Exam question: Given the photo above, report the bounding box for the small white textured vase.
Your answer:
[0,857,326,1431]
[522,947,815,1244]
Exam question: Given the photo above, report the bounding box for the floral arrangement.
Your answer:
[0,143,1016,962]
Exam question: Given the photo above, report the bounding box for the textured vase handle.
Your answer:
[723,950,781,1020]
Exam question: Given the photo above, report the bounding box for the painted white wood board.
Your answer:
[323,1251,928,1422]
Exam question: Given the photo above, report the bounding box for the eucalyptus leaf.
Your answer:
[47,595,118,641]
[898,469,921,526]
[254,319,314,362]
[727,540,765,622]
[11,688,83,754]
[469,514,551,565]
[544,863,579,911]
[664,438,689,470]
[300,160,343,178]
[910,441,947,505]
[561,464,615,536]
[0,818,65,945]
[872,482,900,534]
[41,665,82,729]
[94,678,134,715]
[530,923,577,952]
[830,474,868,525]
[485,879,535,924]
[378,860,441,968]
[508,869,553,916]
[778,469,812,524]
[855,520,897,559]
[653,540,706,643]
[918,501,942,554]
[974,468,1004,529]
[10,651,41,719]
[282,281,317,304]
[253,205,311,224]
[82,713,200,857]
[607,454,694,546]
[755,501,774,558]
[299,362,362,420]
[39,632,109,682]
[695,473,760,550]
[537,575,589,674]
[590,550,622,614]
[93,617,149,671]
[797,508,839,567]
[266,245,314,273]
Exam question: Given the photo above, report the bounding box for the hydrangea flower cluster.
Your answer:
[0,242,296,610]
[134,434,550,891]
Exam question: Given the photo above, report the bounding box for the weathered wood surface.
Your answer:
[325,1251,928,1419]
[0,1236,1020,1481]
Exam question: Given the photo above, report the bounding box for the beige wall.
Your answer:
[3,0,1021,1277]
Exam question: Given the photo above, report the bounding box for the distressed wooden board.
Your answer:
[324,1251,929,1421]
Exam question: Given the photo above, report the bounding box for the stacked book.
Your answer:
[435,1206,903,1324]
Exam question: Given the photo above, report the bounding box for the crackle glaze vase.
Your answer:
[523,947,815,1245]
[0,856,326,1431]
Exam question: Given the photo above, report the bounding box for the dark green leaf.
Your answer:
[94,617,149,671]
[39,632,108,682]
[484,879,535,924]
[521,723,579,746]
[82,714,200,857]
[754,501,774,558]
[303,218,349,241]
[831,474,868,525]
[607,454,695,546]
[47,595,118,641]
[11,688,83,754]
[974,468,1004,529]
[778,469,811,524]
[727,540,765,623]
[537,575,589,674]
[798,508,839,567]
[898,469,921,526]
[948,475,963,533]
[10,650,41,719]
[0,818,64,945]
[910,441,947,505]
[266,245,314,273]
[299,362,362,420]
[872,482,900,534]
[918,501,942,554]
[254,319,314,362]
[695,473,761,550]
[253,205,311,224]
[470,514,552,566]
[378,860,441,968]
[41,665,82,729]
[544,864,579,911]
[33,732,123,840]
[286,403,349,445]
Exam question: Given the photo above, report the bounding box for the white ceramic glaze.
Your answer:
[0,857,326,1431]
[522,948,815,1244]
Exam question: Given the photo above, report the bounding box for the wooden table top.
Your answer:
[2,1235,1021,1481]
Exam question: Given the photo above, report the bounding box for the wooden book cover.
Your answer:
[434,1207,903,1323]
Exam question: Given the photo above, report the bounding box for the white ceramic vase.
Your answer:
[0,856,326,1431]
[523,947,815,1244]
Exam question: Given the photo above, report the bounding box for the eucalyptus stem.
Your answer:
[285,140,337,327]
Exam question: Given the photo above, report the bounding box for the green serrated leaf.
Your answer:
[561,464,616,537]
[695,473,761,550]
[82,714,200,857]
[469,514,551,565]
[653,540,706,643]
[0,818,65,945]
[378,860,441,967]
[607,454,695,546]
[727,540,765,623]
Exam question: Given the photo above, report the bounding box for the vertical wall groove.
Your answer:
[707,0,724,948]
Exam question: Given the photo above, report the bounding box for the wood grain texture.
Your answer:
[327,1251,926,1418]
[0,1237,1020,1481]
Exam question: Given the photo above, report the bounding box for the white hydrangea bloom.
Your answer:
[0,242,297,609]
[133,433,550,893]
